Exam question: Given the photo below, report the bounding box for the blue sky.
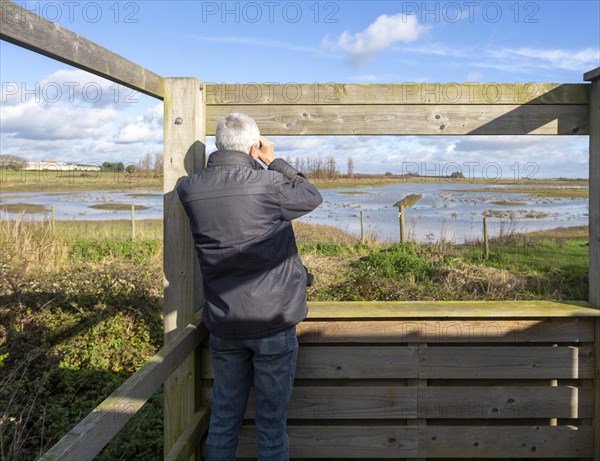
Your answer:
[1,1,599,178]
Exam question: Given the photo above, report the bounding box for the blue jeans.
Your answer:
[204,326,299,461]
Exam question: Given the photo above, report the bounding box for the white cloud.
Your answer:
[114,104,163,144]
[322,14,428,67]
[1,99,119,140]
[485,47,600,73]
[261,135,588,178]
[192,35,319,55]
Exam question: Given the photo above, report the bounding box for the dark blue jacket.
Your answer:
[177,150,322,339]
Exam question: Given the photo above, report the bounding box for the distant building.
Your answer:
[23,160,101,172]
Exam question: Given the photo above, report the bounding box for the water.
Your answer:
[0,184,588,242]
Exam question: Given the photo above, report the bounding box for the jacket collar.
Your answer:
[207,150,263,170]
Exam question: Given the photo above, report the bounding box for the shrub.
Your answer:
[355,244,431,280]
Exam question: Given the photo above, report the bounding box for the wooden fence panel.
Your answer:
[205,104,588,136]
[197,315,597,459]
[297,319,594,344]
[418,346,594,379]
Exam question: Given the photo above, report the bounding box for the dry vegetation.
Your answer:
[0,216,589,460]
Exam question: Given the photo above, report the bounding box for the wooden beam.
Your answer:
[39,322,206,461]
[164,408,210,461]
[297,319,595,343]
[419,426,593,458]
[205,83,589,105]
[586,67,600,461]
[303,300,598,319]
[163,78,205,459]
[587,71,600,309]
[595,318,600,461]
[206,104,588,136]
[584,67,600,82]
[0,0,164,99]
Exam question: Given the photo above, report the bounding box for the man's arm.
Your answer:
[258,136,323,221]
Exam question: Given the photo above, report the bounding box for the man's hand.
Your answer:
[258,136,275,166]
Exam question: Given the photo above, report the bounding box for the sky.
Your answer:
[1,0,599,178]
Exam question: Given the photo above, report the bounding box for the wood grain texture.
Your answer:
[419,346,594,379]
[204,83,589,105]
[419,425,593,458]
[199,346,419,379]
[0,0,163,99]
[304,300,598,319]
[39,322,206,461]
[418,386,594,419]
[164,408,210,461]
[163,78,206,460]
[206,104,588,135]
[595,318,600,461]
[297,319,594,344]
[233,425,593,458]
[588,75,600,309]
[236,426,418,458]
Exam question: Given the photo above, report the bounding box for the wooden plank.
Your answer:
[39,322,206,461]
[199,346,419,379]
[588,72,600,309]
[206,104,588,136]
[304,301,599,319]
[0,0,164,99]
[418,386,594,419]
[584,67,600,82]
[199,386,417,420]
[297,319,594,344]
[419,426,593,458]
[198,385,593,420]
[407,342,427,461]
[595,318,600,461]
[163,78,206,460]
[164,408,210,461]
[419,346,594,379]
[585,67,600,461]
[204,83,589,105]
[236,426,418,458]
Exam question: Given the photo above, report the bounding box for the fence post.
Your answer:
[51,203,55,232]
[360,210,365,243]
[583,66,600,461]
[163,78,206,460]
[131,205,135,241]
[399,205,406,244]
[483,216,489,260]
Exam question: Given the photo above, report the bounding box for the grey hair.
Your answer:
[215,113,260,153]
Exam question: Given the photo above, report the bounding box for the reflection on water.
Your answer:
[0,184,588,243]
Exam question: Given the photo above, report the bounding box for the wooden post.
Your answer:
[483,216,489,260]
[585,68,600,308]
[131,205,135,241]
[584,66,600,461]
[163,78,206,460]
[399,205,406,244]
[360,210,365,243]
[51,203,55,232]
[594,317,600,461]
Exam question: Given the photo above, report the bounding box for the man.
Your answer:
[177,112,322,460]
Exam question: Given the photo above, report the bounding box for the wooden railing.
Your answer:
[39,301,599,460]
[39,319,208,461]
[2,2,599,459]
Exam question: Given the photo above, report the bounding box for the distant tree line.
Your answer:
[0,154,27,169]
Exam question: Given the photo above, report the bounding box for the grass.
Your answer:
[0,169,162,193]
[489,200,527,206]
[0,217,590,459]
[1,203,48,214]
[459,186,588,199]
